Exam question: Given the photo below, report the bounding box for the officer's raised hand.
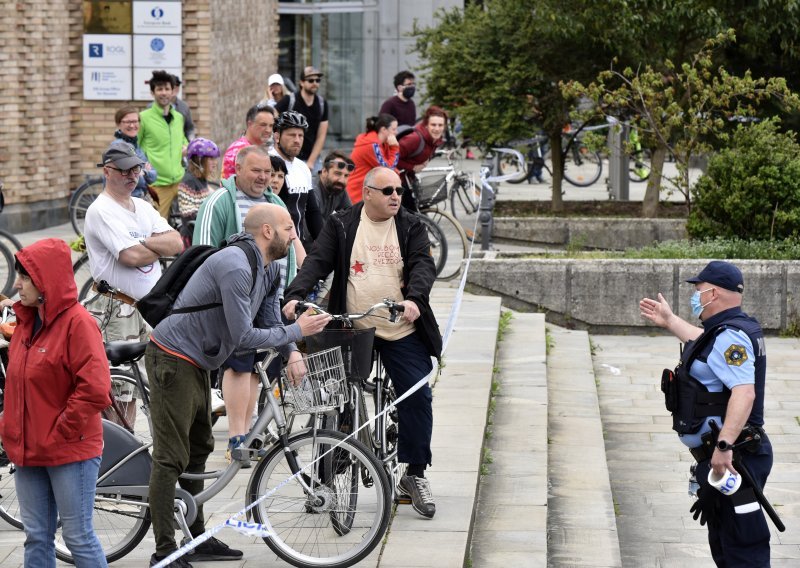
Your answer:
[639,293,673,328]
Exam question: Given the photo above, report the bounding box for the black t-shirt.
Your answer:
[276,93,329,161]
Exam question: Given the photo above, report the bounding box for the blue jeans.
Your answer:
[15,457,107,568]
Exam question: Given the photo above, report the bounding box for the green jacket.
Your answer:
[138,105,187,186]
[193,176,297,282]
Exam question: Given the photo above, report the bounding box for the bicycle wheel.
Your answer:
[55,489,151,564]
[498,151,528,184]
[69,178,103,236]
[563,143,602,187]
[416,214,447,277]
[103,371,152,446]
[0,451,22,529]
[422,208,467,280]
[0,240,15,298]
[72,252,94,303]
[247,430,391,568]
[629,151,651,182]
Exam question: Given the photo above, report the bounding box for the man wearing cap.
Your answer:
[262,73,285,107]
[640,261,772,567]
[84,141,183,341]
[275,66,329,172]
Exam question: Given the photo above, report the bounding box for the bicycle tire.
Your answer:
[69,178,103,236]
[55,488,151,564]
[415,213,447,277]
[0,240,15,298]
[0,229,22,252]
[563,144,602,187]
[103,371,152,446]
[0,451,22,529]
[498,152,529,184]
[629,151,651,182]
[449,174,480,220]
[247,430,391,568]
[422,207,468,280]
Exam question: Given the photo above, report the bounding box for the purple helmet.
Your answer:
[186,137,220,160]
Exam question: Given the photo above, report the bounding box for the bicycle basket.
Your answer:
[305,327,375,381]
[281,347,349,414]
[413,172,448,209]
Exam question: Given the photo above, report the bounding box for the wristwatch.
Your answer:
[716,439,733,451]
[139,238,147,247]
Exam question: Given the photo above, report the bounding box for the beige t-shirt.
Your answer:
[347,209,415,341]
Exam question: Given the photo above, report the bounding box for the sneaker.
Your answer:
[225,435,246,464]
[150,552,193,567]
[211,388,226,415]
[187,536,243,561]
[398,475,436,518]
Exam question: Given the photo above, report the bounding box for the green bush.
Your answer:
[623,237,800,260]
[687,119,800,240]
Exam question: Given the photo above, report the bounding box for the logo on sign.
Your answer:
[150,38,165,52]
[151,7,164,19]
[91,71,101,81]
[89,44,103,57]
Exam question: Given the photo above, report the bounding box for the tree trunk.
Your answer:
[642,145,667,217]
[550,133,564,213]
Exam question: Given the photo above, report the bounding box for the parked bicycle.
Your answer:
[499,125,605,187]
[0,181,23,297]
[68,175,104,236]
[46,340,390,566]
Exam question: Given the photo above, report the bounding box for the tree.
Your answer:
[563,31,800,217]
[412,0,632,212]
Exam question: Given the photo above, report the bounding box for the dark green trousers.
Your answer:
[145,343,215,556]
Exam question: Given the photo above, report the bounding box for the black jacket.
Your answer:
[285,203,442,359]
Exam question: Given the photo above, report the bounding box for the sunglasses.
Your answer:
[305,77,321,83]
[325,160,355,172]
[367,185,405,196]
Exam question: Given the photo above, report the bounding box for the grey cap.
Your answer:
[97,141,144,170]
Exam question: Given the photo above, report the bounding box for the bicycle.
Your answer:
[69,175,104,236]
[298,300,407,501]
[52,342,391,567]
[0,181,23,297]
[499,125,605,187]
[0,307,20,530]
[628,127,652,183]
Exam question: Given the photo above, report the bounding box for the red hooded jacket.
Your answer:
[346,130,399,204]
[0,238,111,466]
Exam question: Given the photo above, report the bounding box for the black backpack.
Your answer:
[137,241,260,328]
[396,124,426,159]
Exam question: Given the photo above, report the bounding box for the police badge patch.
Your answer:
[724,344,748,366]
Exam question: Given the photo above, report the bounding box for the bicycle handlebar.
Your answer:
[294,299,405,324]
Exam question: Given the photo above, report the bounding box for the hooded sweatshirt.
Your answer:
[0,238,111,466]
[346,130,399,204]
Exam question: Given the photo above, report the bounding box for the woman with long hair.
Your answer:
[346,113,399,204]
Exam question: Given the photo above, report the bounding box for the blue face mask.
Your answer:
[690,288,713,318]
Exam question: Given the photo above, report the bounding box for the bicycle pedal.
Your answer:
[394,496,412,505]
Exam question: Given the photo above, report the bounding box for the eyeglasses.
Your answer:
[305,77,321,83]
[120,120,140,126]
[107,165,143,176]
[325,160,355,172]
[366,185,405,196]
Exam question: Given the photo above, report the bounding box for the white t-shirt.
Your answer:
[84,192,173,300]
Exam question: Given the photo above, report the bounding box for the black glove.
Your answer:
[689,485,720,528]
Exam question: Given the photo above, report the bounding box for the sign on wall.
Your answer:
[82,0,182,101]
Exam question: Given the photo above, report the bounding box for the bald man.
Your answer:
[144,204,330,565]
[284,166,442,519]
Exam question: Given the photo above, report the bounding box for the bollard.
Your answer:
[607,120,630,201]
[479,156,498,251]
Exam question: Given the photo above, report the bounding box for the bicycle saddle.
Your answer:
[105,341,149,366]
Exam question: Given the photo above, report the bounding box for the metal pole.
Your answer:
[608,121,630,200]
[479,156,497,251]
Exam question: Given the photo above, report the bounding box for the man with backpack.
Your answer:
[275,66,329,173]
[145,204,330,567]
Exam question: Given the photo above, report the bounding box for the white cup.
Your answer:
[708,469,742,495]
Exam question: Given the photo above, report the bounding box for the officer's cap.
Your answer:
[686,261,744,293]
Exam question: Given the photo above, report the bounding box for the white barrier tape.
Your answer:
[158,179,483,566]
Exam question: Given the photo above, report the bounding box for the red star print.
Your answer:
[352,260,365,274]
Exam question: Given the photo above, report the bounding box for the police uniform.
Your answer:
[675,263,772,568]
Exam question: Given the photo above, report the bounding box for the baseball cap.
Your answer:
[268,73,284,86]
[97,141,145,170]
[301,66,323,80]
[686,261,744,293]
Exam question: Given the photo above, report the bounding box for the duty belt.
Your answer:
[689,424,765,463]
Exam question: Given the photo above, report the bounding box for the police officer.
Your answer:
[639,261,772,568]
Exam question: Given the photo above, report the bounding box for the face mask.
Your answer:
[690,288,713,318]
[402,86,416,99]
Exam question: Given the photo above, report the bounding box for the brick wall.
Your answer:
[0,1,277,229]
